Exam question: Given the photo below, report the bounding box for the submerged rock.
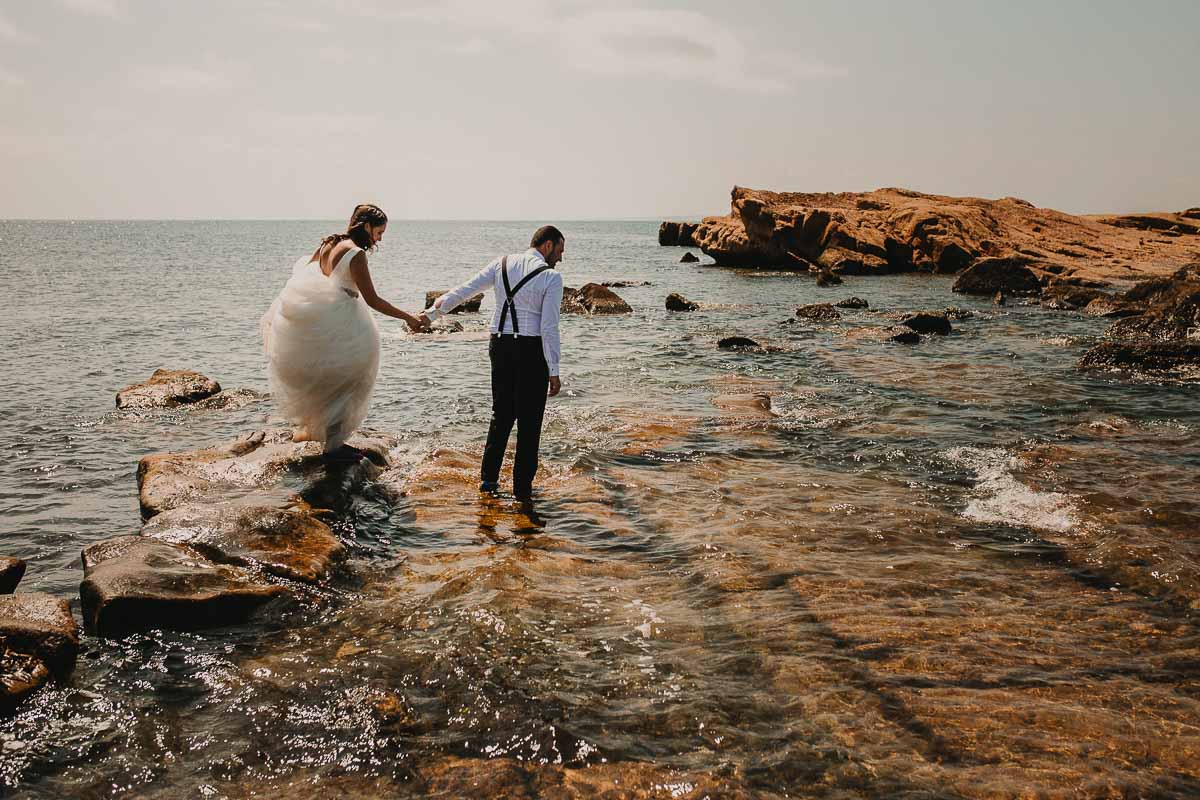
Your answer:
[952,257,1042,296]
[815,270,843,287]
[1,647,49,716]
[1079,341,1200,375]
[424,291,483,314]
[795,303,842,322]
[835,297,869,309]
[0,557,25,594]
[0,593,78,677]
[116,369,221,410]
[1040,284,1111,311]
[665,293,699,312]
[718,336,761,350]
[845,326,921,344]
[79,536,286,638]
[142,503,346,585]
[901,312,953,335]
[679,252,699,263]
[601,280,651,288]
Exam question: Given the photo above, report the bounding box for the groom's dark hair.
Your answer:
[530,225,564,248]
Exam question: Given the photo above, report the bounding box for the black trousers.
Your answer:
[481,334,549,495]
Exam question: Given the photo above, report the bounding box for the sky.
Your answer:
[0,0,1197,220]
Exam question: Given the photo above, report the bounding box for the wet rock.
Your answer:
[137,429,395,520]
[993,291,1007,306]
[795,303,842,322]
[1,647,49,716]
[718,336,761,350]
[665,293,699,312]
[815,270,843,287]
[1106,267,1200,340]
[424,291,483,314]
[1079,341,1200,375]
[191,388,267,411]
[901,312,953,335]
[142,504,346,584]
[845,326,921,344]
[601,280,651,288]
[1084,297,1144,318]
[79,535,287,638]
[679,252,699,263]
[835,297,869,309]
[415,318,464,334]
[577,283,632,314]
[0,593,78,677]
[1041,284,1111,311]
[943,306,975,320]
[560,287,585,314]
[658,220,698,246]
[952,257,1042,296]
[0,557,25,594]
[116,369,221,410]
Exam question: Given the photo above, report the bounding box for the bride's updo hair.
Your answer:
[322,203,388,251]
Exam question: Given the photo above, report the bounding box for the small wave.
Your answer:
[943,446,1080,533]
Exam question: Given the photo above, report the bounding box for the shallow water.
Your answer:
[1,220,1199,798]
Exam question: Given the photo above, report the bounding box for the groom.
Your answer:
[421,226,566,499]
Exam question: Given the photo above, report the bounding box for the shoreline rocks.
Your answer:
[665,293,700,312]
[951,257,1042,296]
[0,593,78,678]
[562,284,632,315]
[116,369,222,410]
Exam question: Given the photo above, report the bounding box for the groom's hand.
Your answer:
[548,377,561,397]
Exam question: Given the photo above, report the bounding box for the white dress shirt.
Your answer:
[424,248,564,377]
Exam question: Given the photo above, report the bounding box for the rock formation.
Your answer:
[718,336,761,350]
[661,186,1200,287]
[680,252,699,263]
[901,312,953,336]
[835,297,869,309]
[0,592,78,714]
[795,303,842,322]
[562,284,632,315]
[116,369,222,409]
[658,221,698,247]
[0,557,24,594]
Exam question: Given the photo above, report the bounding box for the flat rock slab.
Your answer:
[0,592,78,677]
[1079,341,1200,377]
[116,369,221,410]
[0,557,25,593]
[143,503,346,584]
[1,647,50,716]
[137,429,395,519]
[80,535,287,638]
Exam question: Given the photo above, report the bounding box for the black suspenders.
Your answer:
[498,255,550,335]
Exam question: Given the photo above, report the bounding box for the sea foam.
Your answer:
[944,446,1080,533]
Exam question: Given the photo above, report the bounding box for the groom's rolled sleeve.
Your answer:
[540,271,564,377]
[424,260,497,321]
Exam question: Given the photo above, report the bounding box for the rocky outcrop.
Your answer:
[658,221,698,246]
[142,503,346,585]
[116,369,221,410]
[1080,267,1200,377]
[79,536,286,638]
[0,593,78,677]
[424,291,483,314]
[836,297,869,309]
[815,270,843,287]
[665,293,699,311]
[901,312,952,336]
[1,648,48,716]
[795,303,842,322]
[1040,284,1111,311]
[684,186,1200,286]
[0,557,25,594]
[562,284,632,315]
[1096,213,1200,236]
[680,252,699,263]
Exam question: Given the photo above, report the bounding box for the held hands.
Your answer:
[405,313,432,333]
[548,376,561,397]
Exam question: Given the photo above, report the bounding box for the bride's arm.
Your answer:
[349,252,427,331]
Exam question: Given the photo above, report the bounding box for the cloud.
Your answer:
[0,11,36,44]
[58,0,123,18]
[130,63,234,93]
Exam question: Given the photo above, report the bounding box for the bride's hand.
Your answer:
[406,313,432,333]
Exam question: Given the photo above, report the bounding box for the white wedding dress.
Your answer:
[260,246,380,450]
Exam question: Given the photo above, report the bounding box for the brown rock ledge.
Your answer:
[116,368,222,409]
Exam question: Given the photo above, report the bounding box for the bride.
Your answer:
[261,203,425,457]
